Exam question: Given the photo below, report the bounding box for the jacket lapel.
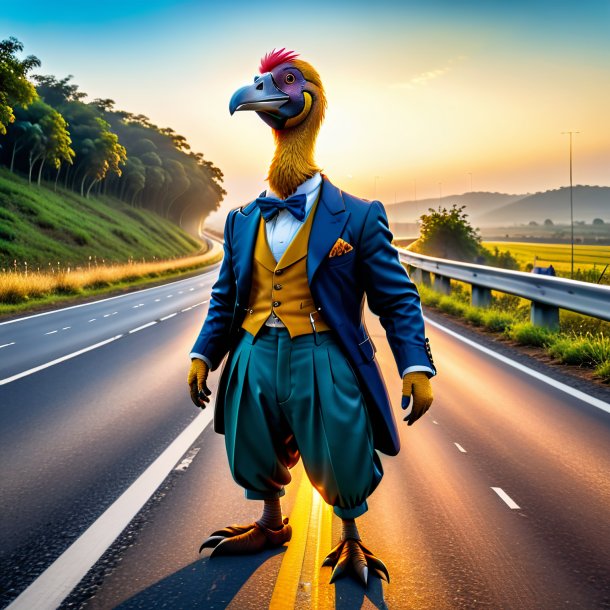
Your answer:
[234,200,261,305]
[307,177,350,284]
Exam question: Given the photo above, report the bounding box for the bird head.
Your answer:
[229,48,326,132]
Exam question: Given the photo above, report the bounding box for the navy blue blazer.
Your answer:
[192,176,435,456]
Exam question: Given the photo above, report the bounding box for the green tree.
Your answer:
[14,99,75,185]
[0,37,40,134]
[411,205,482,261]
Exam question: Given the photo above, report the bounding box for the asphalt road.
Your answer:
[0,270,219,606]
[2,269,610,609]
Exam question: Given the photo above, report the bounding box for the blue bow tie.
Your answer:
[255,193,307,222]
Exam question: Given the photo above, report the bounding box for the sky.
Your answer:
[4,0,610,227]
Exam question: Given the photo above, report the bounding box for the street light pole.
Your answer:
[561,131,580,279]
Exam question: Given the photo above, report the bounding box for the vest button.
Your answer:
[274,283,283,290]
[275,269,284,275]
[273,301,281,307]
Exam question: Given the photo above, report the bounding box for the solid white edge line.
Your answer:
[491,487,521,510]
[128,321,157,334]
[425,316,610,415]
[0,335,123,386]
[454,442,467,453]
[160,313,177,321]
[6,408,214,610]
[0,269,220,327]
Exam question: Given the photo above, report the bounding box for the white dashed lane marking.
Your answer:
[432,420,439,425]
[62,327,71,331]
[88,319,96,323]
[181,307,192,312]
[0,335,124,386]
[454,442,467,453]
[0,342,15,349]
[160,313,177,321]
[45,330,58,335]
[128,321,157,334]
[491,487,521,510]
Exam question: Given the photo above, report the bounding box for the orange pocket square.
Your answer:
[328,238,354,258]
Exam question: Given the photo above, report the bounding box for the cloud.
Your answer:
[391,57,464,90]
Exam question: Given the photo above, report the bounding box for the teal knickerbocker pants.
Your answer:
[222,326,383,519]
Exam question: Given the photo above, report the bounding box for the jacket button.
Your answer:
[274,283,282,290]
[273,301,281,307]
[275,269,284,275]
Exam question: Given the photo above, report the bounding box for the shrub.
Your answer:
[481,309,514,333]
[438,295,468,317]
[595,360,610,383]
[507,322,554,347]
[464,306,484,326]
[547,333,610,367]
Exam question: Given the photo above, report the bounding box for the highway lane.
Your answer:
[0,273,222,607]
[61,309,610,609]
[0,264,220,382]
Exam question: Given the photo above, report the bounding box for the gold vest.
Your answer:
[241,202,331,338]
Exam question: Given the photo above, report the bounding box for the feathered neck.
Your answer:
[267,98,324,199]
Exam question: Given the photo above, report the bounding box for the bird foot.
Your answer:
[323,537,389,586]
[199,517,292,556]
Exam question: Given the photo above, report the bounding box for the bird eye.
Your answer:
[285,73,295,84]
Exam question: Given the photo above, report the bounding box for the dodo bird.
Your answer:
[188,48,435,586]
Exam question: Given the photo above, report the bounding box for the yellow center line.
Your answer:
[270,479,335,609]
[269,474,314,609]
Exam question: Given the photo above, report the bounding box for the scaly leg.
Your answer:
[323,518,390,586]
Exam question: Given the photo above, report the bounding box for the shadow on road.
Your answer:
[334,575,388,610]
[115,548,285,609]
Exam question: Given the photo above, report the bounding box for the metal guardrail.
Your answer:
[399,250,610,327]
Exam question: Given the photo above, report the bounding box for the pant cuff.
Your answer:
[333,500,368,520]
[245,488,286,501]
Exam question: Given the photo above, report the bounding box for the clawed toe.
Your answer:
[199,518,292,557]
[323,538,389,586]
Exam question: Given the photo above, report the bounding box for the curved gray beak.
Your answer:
[229,73,289,115]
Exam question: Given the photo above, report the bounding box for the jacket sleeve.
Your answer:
[359,200,436,377]
[190,210,239,370]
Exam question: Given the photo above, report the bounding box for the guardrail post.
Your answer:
[435,275,451,295]
[530,301,560,329]
[471,285,492,308]
[420,270,431,286]
[409,267,423,284]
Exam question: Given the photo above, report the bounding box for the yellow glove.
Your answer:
[402,372,433,426]
[187,359,211,408]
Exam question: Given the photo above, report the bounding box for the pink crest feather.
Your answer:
[259,48,300,74]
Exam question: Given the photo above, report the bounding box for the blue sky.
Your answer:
[3,1,609,221]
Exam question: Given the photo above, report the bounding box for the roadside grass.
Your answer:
[417,282,610,383]
[0,245,222,316]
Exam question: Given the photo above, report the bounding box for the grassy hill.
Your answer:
[0,168,203,270]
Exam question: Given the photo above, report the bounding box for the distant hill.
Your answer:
[386,186,610,227]
[386,192,524,223]
[475,186,610,226]
[0,169,203,268]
